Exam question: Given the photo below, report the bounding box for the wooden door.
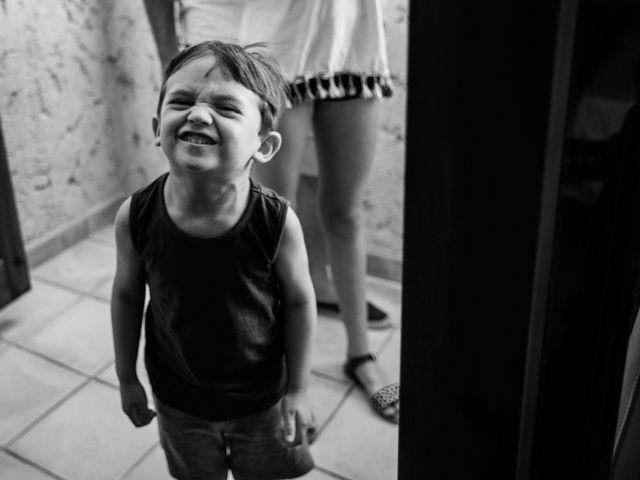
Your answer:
[0,114,30,309]
[399,1,640,478]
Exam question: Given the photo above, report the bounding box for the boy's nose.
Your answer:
[188,105,213,125]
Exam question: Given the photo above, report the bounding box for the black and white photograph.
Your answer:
[1,1,639,479]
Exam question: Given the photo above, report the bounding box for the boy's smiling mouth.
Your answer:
[178,131,217,145]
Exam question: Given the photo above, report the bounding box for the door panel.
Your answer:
[0,113,30,310]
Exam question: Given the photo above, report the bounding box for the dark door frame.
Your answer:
[0,113,30,309]
[399,2,559,476]
[398,1,633,478]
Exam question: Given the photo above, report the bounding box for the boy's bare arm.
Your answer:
[142,0,179,69]
[274,208,317,441]
[111,198,154,426]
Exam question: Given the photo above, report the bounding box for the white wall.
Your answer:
[0,0,406,261]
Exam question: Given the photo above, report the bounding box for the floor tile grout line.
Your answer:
[3,339,100,380]
[91,359,120,389]
[94,376,119,390]
[314,465,355,480]
[1,447,68,480]
[7,238,398,480]
[28,240,116,283]
[1,341,124,442]
[311,329,400,445]
[30,274,112,304]
[312,382,359,444]
[92,357,116,376]
[0,295,87,342]
[116,442,162,480]
[85,291,112,304]
[5,340,119,393]
[310,369,351,385]
[375,327,401,359]
[0,338,10,356]
[4,345,363,467]
[4,376,93,448]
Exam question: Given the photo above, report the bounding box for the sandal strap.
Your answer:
[370,383,400,412]
[345,353,377,372]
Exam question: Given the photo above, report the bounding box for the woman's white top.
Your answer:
[176,0,393,103]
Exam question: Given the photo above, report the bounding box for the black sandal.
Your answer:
[343,353,400,424]
[316,301,392,329]
[307,416,318,445]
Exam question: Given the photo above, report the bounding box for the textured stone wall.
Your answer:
[375,0,407,261]
[1,0,406,261]
[0,0,164,246]
[106,1,167,192]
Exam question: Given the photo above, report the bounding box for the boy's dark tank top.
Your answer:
[129,173,289,421]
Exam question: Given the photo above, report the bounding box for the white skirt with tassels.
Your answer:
[176,0,394,106]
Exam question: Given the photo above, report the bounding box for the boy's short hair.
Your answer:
[157,40,286,133]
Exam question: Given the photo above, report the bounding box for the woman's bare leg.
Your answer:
[253,102,336,301]
[313,98,397,419]
[252,102,313,202]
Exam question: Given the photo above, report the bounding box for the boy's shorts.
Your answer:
[154,396,314,480]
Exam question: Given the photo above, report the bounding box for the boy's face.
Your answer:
[154,56,272,177]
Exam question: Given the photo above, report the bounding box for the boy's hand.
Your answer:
[281,392,315,445]
[120,379,156,427]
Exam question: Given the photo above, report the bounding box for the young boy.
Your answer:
[110,40,316,480]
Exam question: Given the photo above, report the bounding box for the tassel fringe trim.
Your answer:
[286,72,393,108]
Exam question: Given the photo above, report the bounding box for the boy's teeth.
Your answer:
[183,133,213,145]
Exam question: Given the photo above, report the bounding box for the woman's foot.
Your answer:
[344,353,399,423]
[317,300,392,328]
[312,264,392,328]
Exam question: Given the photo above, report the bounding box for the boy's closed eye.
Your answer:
[167,97,192,109]
[216,103,241,115]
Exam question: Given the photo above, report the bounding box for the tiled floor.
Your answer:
[0,225,402,480]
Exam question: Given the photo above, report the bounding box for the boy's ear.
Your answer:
[152,117,161,146]
[252,131,282,164]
